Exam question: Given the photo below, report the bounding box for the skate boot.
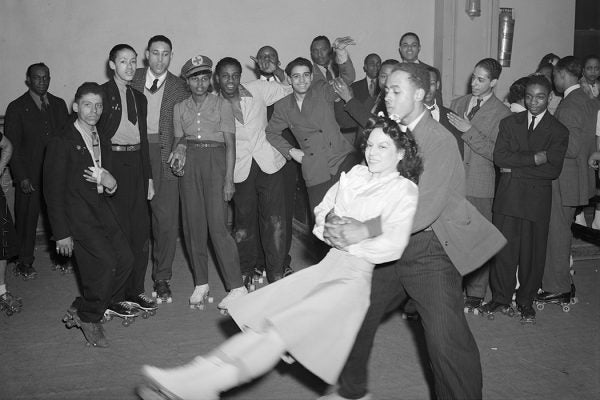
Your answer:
[478,300,515,320]
[535,290,573,312]
[252,266,266,286]
[139,356,226,400]
[125,293,158,319]
[217,286,248,315]
[0,292,23,316]
[14,262,37,280]
[516,303,536,324]
[152,280,173,304]
[103,302,140,326]
[189,284,213,310]
[464,296,483,315]
[62,307,109,347]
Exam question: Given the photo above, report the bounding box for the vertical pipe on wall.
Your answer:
[498,8,515,67]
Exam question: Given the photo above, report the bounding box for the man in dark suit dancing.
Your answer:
[4,63,69,278]
[97,44,156,317]
[45,82,133,347]
[483,75,568,323]
[130,35,188,304]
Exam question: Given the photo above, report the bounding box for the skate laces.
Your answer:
[118,301,136,310]
[138,293,154,303]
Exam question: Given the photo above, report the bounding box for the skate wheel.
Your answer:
[570,297,578,305]
[220,309,228,316]
[536,303,545,311]
[208,297,214,304]
[473,309,479,316]
[122,319,131,327]
[249,284,256,292]
[6,309,13,316]
[156,298,163,305]
[463,307,469,314]
[151,291,158,298]
[166,298,172,304]
[257,278,264,284]
[562,305,570,312]
[149,309,156,316]
[401,313,407,320]
[487,314,495,320]
[141,311,149,319]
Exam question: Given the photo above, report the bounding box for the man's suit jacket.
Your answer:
[437,105,464,158]
[4,91,69,185]
[313,59,357,131]
[493,111,568,222]
[352,77,380,105]
[450,94,511,198]
[266,79,355,187]
[44,122,120,242]
[553,87,598,206]
[130,68,189,180]
[412,112,506,275]
[97,79,152,192]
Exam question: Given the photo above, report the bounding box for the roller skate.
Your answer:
[152,280,173,304]
[400,298,420,321]
[189,284,213,310]
[217,286,248,315]
[252,266,266,287]
[62,307,109,347]
[464,296,483,315]
[14,262,37,280]
[51,260,73,274]
[282,265,294,278]
[139,356,222,400]
[102,302,140,327]
[125,293,158,319]
[242,274,256,292]
[535,290,576,312]
[516,303,536,324]
[478,300,515,320]
[0,291,22,316]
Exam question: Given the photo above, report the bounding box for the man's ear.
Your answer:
[145,49,150,61]
[72,102,79,114]
[414,88,425,102]
[490,78,498,89]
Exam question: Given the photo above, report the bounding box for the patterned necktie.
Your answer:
[91,129,103,193]
[369,79,375,97]
[149,78,159,94]
[528,115,536,134]
[40,95,49,112]
[325,68,333,83]
[467,98,482,120]
[126,86,137,125]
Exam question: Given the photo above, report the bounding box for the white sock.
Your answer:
[0,284,6,296]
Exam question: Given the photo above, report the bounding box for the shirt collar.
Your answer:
[528,109,547,123]
[239,84,253,98]
[145,69,167,90]
[29,90,45,109]
[473,91,493,104]
[425,99,438,110]
[401,110,427,132]
[564,84,580,98]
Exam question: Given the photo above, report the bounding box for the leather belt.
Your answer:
[187,141,224,148]
[111,144,141,152]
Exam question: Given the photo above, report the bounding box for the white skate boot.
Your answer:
[217,286,248,315]
[189,284,213,310]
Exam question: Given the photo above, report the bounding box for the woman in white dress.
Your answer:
[138,116,422,400]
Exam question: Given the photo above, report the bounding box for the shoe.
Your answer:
[464,296,483,315]
[283,265,294,277]
[141,356,224,400]
[0,292,23,316]
[128,293,158,310]
[15,262,37,280]
[317,391,373,400]
[478,300,515,319]
[63,307,109,347]
[517,303,536,324]
[153,280,172,304]
[574,212,587,227]
[108,301,140,316]
[189,284,212,310]
[535,290,571,303]
[217,286,248,311]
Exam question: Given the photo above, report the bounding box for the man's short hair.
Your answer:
[285,57,313,77]
[526,74,552,95]
[399,32,420,45]
[381,59,400,68]
[475,58,502,80]
[426,65,441,83]
[506,77,530,104]
[215,57,242,76]
[555,56,582,79]
[147,35,172,51]
[363,53,381,64]
[74,82,105,103]
[391,63,429,92]
[583,54,600,67]
[311,35,331,48]
[537,53,560,71]
[26,62,49,78]
[109,44,137,62]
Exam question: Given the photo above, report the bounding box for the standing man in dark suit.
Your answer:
[4,62,69,279]
[351,54,381,107]
[537,56,598,304]
[484,75,568,323]
[45,82,133,347]
[97,44,156,316]
[320,63,505,400]
[265,57,359,214]
[130,35,188,305]
[448,58,512,312]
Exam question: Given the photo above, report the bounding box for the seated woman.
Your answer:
[138,116,422,400]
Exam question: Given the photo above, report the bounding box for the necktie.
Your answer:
[325,68,333,82]
[369,79,375,97]
[40,95,49,112]
[149,78,159,94]
[91,129,103,193]
[467,98,482,120]
[126,86,137,125]
[529,115,536,134]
